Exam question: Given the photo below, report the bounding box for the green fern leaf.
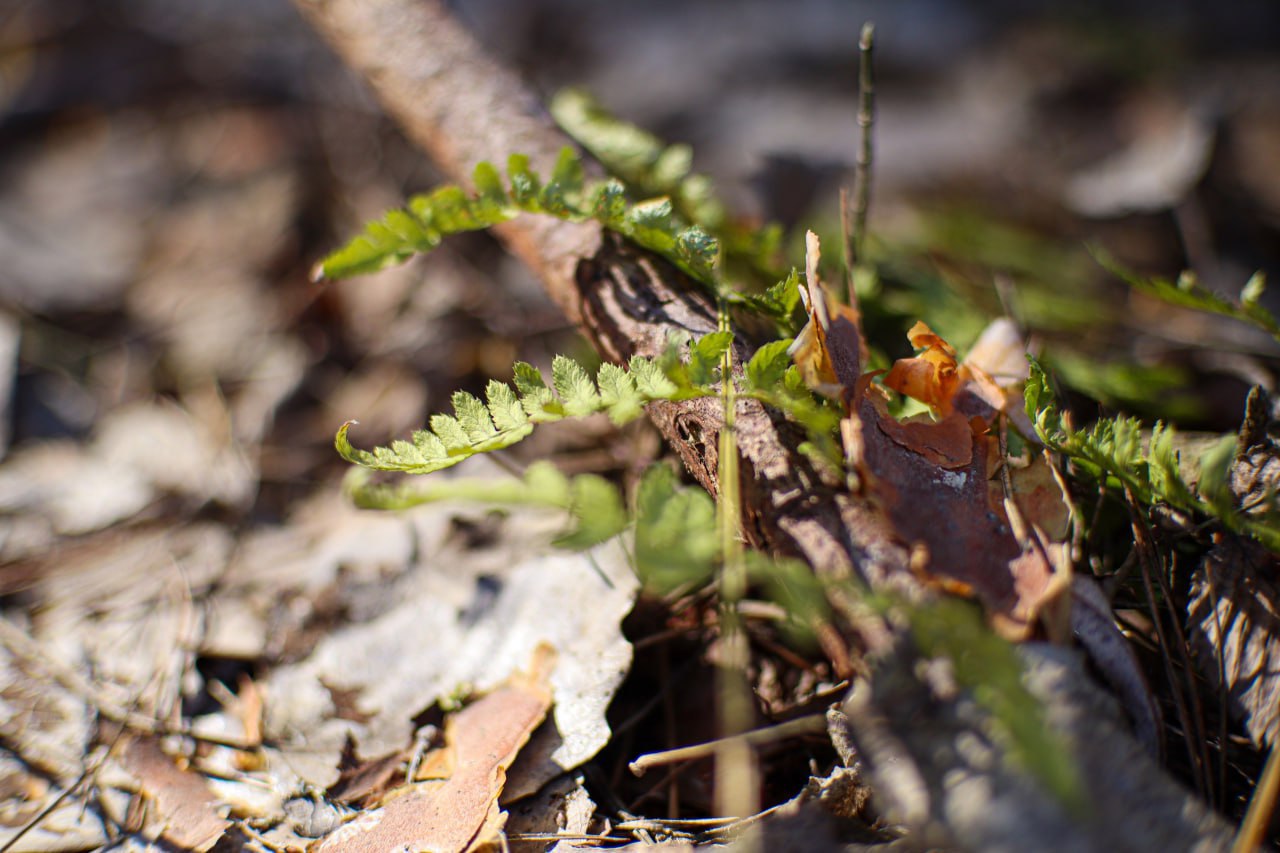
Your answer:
[486,380,528,432]
[651,143,694,187]
[338,349,722,475]
[1241,270,1267,307]
[513,361,561,419]
[541,147,585,215]
[744,339,794,392]
[597,362,644,424]
[337,422,457,474]
[429,413,472,452]
[1096,248,1280,343]
[471,161,511,219]
[590,180,628,227]
[507,153,543,210]
[676,227,718,277]
[315,214,431,279]
[552,355,601,417]
[634,463,718,592]
[629,355,678,399]
[687,330,734,386]
[555,473,628,549]
[626,199,676,251]
[451,391,497,443]
[410,429,448,461]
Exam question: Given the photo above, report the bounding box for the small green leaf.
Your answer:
[429,413,471,452]
[452,391,497,442]
[556,474,628,549]
[744,339,794,392]
[590,180,628,227]
[1242,271,1266,306]
[513,362,560,418]
[411,429,448,461]
[486,380,528,432]
[597,362,644,424]
[1197,433,1238,512]
[630,355,678,399]
[634,463,718,592]
[508,153,542,209]
[651,143,693,187]
[383,209,430,244]
[552,355,601,417]
[624,199,678,256]
[687,330,733,386]
[675,227,718,277]
[542,147,586,215]
[472,160,506,199]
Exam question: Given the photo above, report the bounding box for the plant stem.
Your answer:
[713,301,758,823]
[843,21,876,291]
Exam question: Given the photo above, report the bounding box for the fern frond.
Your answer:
[1027,359,1280,551]
[316,149,720,283]
[1094,248,1280,344]
[550,88,784,284]
[337,345,725,473]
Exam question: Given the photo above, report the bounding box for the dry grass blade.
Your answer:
[1234,743,1280,853]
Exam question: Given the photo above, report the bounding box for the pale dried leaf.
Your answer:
[259,501,635,791]
[313,657,553,853]
[119,736,230,851]
[1188,539,1280,748]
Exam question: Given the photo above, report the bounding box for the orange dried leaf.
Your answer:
[120,736,231,852]
[883,321,961,415]
[315,646,555,853]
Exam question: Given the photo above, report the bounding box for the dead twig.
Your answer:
[629,714,827,777]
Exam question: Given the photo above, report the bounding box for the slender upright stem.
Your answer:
[1233,742,1280,853]
[713,301,758,824]
[843,21,876,296]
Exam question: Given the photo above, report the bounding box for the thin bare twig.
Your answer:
[629,714,827,777]
[843,21,876,284]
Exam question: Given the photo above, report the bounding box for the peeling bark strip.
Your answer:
[293,0,910,591]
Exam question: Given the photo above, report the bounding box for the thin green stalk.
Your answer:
[712,301,758,823]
